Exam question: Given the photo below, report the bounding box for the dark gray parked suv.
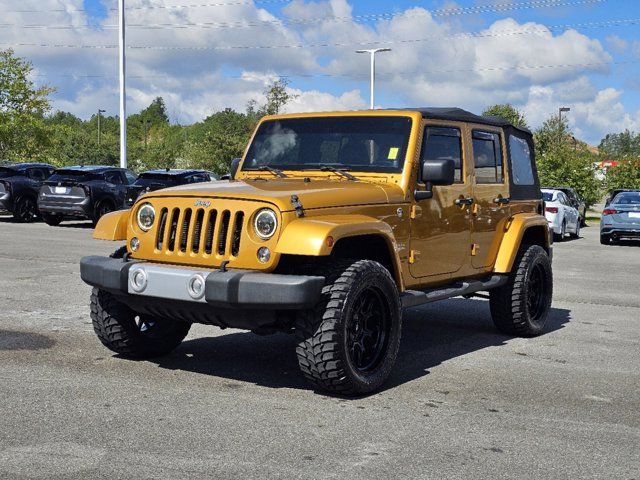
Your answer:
[0,163,56,222]
[38,165,136,226]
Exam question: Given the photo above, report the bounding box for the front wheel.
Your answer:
[489,245,553,337]
[90,288,191,358]
[92,200,114,226]
[295,259,402,395]
[12,196,37,223]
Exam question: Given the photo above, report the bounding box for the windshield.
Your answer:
[243,116,413,174]
[0,167,18,178]
[612,192,640,205]
[49,170,101,183]
[542,191,554,201]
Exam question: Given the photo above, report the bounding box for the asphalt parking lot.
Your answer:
[0,215,638,479]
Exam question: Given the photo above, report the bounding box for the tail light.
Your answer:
[602,208,617,216]
[545,206,558,213]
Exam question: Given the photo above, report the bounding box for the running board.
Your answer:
[400,274,508,308]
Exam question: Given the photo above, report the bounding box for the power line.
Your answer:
[0,0,607,18]
[30,59,639,82]
[3,16,639,50]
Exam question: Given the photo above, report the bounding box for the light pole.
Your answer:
[97,109,106,147]
[558,106,570,145]
[356,48,391,109]
[118,0,127,168]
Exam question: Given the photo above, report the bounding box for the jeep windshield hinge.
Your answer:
[291,195,305,217]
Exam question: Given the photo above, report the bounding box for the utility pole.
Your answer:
[356,48,391,109]
[558,106,570,146]
[97,109,106,146]
[118,0,127,168]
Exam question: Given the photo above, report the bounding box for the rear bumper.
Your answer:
[80,256,325,312]
[600,225,640,238]
[38,196,91,217]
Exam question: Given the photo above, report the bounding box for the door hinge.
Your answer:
[411,205,422,219]
[471,244,479,256]
[409,250,420,264]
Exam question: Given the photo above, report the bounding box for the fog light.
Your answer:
[187,274,206,300]
[130,237,140,252]
[130,268,147,292]
[257,247,271,263]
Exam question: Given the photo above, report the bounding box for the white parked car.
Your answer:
[542,188,581,241]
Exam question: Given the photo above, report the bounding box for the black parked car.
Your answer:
[0,163,56,222]
[38,165,136,226]
[125,169,217,207]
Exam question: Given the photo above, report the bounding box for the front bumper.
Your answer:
[80,256,325,312]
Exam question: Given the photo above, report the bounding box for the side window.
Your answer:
[421,126,463,183]
[558,193,567,205]
[27,169,46,181]
[473,131,503,184]
[191,174,207,183]
[508,135,535,185]
[105,171,123,185]
[125,171,137,184]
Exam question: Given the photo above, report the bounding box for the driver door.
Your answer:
[409,123,473,280]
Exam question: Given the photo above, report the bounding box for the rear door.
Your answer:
[104,170,128,207]
[469,128,511,269]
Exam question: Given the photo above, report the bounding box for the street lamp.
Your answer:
[97,109,106,147]
[356,48,391,109]
[558,106,570,145]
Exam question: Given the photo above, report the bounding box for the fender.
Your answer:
[493,213,551,273]
[275,214,403,285]
[93,209,129,241]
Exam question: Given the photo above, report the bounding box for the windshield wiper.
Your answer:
[318,165,357,181]
[256,165,287,178]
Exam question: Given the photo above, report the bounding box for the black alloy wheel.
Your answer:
[13,196,37,223]
[526,263,549,326]
[346,287,391,374]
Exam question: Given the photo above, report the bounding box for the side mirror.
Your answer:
[415,159,455,201]
[229,158,241,180]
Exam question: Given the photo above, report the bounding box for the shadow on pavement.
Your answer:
[147,298,571,393]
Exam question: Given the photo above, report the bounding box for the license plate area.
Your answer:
[54,187,70,194]
[628,212,640,219]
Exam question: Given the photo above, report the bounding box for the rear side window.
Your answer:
[27,168,46,181]
[472,131,503,184]
[105,171,124,185]
[125,171,137,184]
[421,127,463,183]
[508,135,535,185]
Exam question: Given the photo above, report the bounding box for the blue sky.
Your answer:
[4,0,639,144]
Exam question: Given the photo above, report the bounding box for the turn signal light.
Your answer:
[602,208,618,215]
[545,206,558,213]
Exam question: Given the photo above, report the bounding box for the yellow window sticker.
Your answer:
[388,147,399,160]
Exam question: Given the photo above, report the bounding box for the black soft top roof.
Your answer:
[400,107,532,135]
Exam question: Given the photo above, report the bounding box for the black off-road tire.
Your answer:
[41,213,63,226]
[600,234,610,245]
[90,288,191,358]
[295,259,402,396]
[12,195,37,223]
[489,244,553,337]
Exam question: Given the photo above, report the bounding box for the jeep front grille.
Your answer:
[155,206,244,258]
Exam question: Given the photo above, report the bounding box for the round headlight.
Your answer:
[137,203,155,231]
[254,208,277,240]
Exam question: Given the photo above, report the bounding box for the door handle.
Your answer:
[455,197,474,206]
[493,197,510,204]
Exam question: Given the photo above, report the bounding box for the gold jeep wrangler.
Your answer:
[80,108,552,395]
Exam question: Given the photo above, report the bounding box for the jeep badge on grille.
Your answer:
[194,200,211,208]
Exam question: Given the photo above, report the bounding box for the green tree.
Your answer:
[598,130,640,158]
[247,78,298,122]
[0,49,54,160]
[482,104,528,129]
[604,159,640,191]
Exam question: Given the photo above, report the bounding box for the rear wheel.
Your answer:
[600,233,611,245]
[489,244,553,337]
[570,221,581,238]
[42,213,63,226]
[553,221,566,242]
[13,196,37,223]
[92,200,114,226]
[295,259,402,395]
[90,288,191,358]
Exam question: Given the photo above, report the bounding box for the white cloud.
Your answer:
[1,0,636,144]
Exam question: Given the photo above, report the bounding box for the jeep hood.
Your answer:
[145,178,405,211]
